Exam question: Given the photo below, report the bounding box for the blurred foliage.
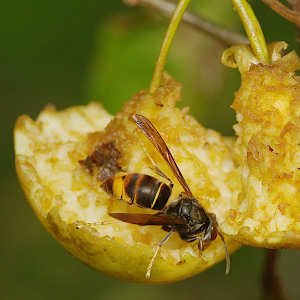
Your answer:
[2,0,300,299]
[85,1,240,135]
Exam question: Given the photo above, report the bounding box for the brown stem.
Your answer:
[290,0,300,47]
[124,0,248,46]
[290,0,300,12]
[262,0,300,27]
[261,249,287,300]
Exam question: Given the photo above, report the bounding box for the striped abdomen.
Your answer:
[102,173,172,210]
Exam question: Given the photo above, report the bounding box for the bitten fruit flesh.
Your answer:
[14,73,240,283]
[222,42,300,248]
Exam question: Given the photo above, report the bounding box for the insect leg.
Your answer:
[135,128,173,189]
[198,238,203,251]
[75,219,121,230]
[150,165,174,189]
[145,230,174,279]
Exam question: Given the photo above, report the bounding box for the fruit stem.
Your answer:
[149,0,190,94]
[232,0,269,64]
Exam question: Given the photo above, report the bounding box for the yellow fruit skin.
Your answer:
[15,152,240,284]
[14,76,241,283]
[222,42,300,249]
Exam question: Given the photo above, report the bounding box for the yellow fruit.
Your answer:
[222,42,300,248]
[14,73,240,283]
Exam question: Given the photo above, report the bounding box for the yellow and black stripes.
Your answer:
[102,173,172,211]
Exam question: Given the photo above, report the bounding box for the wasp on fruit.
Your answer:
[87,114,229,278]
[101,170,173,211]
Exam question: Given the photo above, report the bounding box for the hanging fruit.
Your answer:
[14,0,300,285]
[222,0,300,249]
[14,0,242,283]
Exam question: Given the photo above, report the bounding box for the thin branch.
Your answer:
[261,249,287,300]
[262,0,300,27]
[291,0,300,47]
[124,0,248,47]
[290,0,300,10]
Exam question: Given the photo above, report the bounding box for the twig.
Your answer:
[261,249,287,300]
[262,0,300,27]
[288,0,300,47]
[124,0,248,47]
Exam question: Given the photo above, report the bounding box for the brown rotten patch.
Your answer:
[79,142,122,182]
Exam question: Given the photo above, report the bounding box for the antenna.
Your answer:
[218,231,231,275]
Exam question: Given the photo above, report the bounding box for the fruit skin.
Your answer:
[14,75,241,284]
[222,42,300,249]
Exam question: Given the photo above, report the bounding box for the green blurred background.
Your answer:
[2,0,300,299]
